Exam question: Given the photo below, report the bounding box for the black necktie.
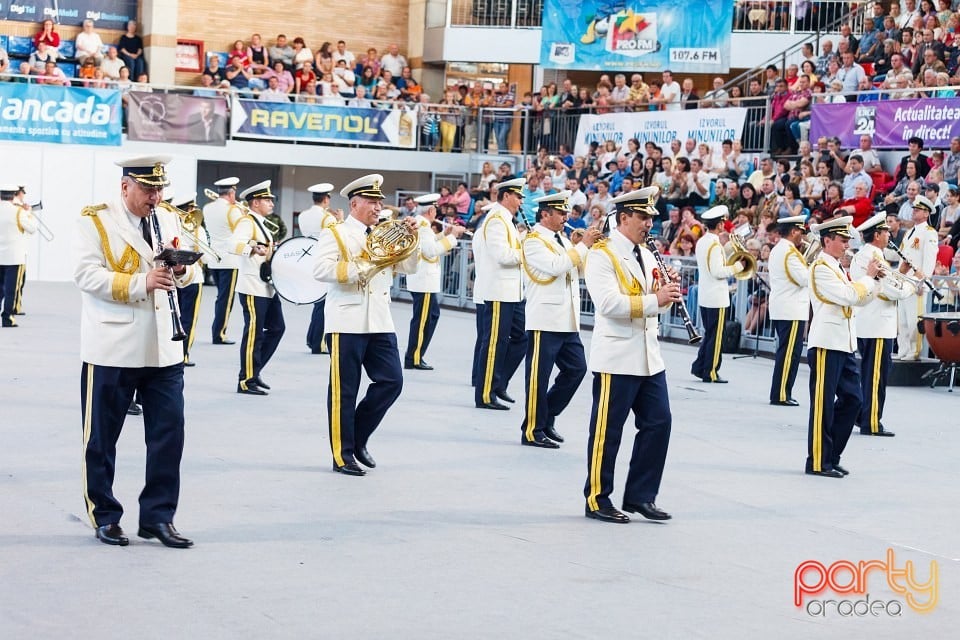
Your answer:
[554,232,565,247]
[140,217,153,249]
[633,245,645,276]
[365,226,372,236]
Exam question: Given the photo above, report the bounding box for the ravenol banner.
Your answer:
[1,1,137,30]
[573,108,747,156]
[540,0,733,73]
[231,99,417,148]
[0,83,121,145]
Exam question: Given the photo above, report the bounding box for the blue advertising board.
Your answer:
[1,1,137,31]
[540,0,733,73]
[0,82,122,145]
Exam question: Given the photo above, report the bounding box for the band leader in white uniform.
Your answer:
[0,184,37,327]
[10,186,33,316]
[298,183,340,354]
[204,177,243,345]
[896,195,938,360]
[583,187,682,524]
[767,215,809,406]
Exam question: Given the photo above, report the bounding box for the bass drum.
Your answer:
[269,236,328,305]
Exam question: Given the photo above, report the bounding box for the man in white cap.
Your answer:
[691,205,747,383]
[10,185,33,317]
[0,184,36,327]
[204,177,243,344]
[583,186,682,524]
[474,177,528,410]
[231,180,285,395]
[74,155,198,548]
[767,214,809,406]
[313,174,420,476]
[471,202,496,389]
[403,193,465,370]
[895,195,938,360]
[853,214,914,437]
[298,183,340,354]
[519,191,600,449]
[805,216,880,478]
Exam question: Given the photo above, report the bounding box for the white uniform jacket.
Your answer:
[899,223,938,280]
[472,203,523,303]
[313,215,420,334]
[0,201,37,264]
[695,231,738,308]
[298,204,337,238]
[851,243,916,339]
[521,223,587,332]
[406,215,457,294]
[584,230,672,376]
[230,213,276,298]
[203,197,243,269]
[74,200,197,367]
[767,238,810,321]
[807,253,877,352]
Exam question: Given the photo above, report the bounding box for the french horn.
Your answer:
[355,219,420,288]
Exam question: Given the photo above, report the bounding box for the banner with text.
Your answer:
[127,92,228,146]
[540,0,733,73]
[0,82,121,145]
[810,98,960,149]
[1,1,137,31]
[573,108,747,157]
[231,99,417,148]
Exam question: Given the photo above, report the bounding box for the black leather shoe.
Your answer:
[213,339,236,345]
[183,360,196,367]
[355,446,376,468]
[544,425,564,443]
[805,469,845,478]
[771,398,799,406]
[521,435,560,449]
[702,376,728,383]
[333,462,366,476]
[310,347,324,354]
[833,465,850,476]
[126,401,142,416]
[476,400,509,410]
[404,362,434,370]
[137,522,193,548]
[253,377,271,390]
[585,506,630,524]
[623,502,672,521]
[2,320,17,328]
[95,523,129,546]
[495,390,515,403]
[237,381,268,396]
[860,429,895,437]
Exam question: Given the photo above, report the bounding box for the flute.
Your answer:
[150,206,188,341]
[886,240,944,301]
[645,237,702,344]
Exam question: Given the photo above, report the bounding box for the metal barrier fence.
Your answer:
[733,0,873,34]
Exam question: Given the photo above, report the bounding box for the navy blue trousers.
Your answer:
[475,300,527,405]
[691,306,727,381]
[472,302,484,386]
[237,293,285,387]
[177,282,202,364]
[80,361,185,526]
[210,268,237,342]
[306,299,327,353]
[522,330,587,441]
[770,319,805,403]
[806,348,862,473]
[858,337,893,433]
[0,264,19,323]
[405,291,440,367]
[584,371,672,510]
[327,333,403,466]
[13,263,25,313]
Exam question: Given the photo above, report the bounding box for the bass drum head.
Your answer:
[270,236,328,305]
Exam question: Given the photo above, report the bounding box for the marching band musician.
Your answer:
[474,177,528,411]
[313,174,420,476]
[298,183,340,354]
[895,195,938,361]
[11,186,32,316]
[691,206,746,383]
[767,215,809,406]
[853,214,914,437]
[520,190,599,449]
[74,155,196,548]
[171,193,204,367]
[204,177,243,345]
[805,216,880,478]
[583,186,681,524]
[0,184,37,327]
[471,202,495,389]
[403,193,465,370]
[231,180,285,396]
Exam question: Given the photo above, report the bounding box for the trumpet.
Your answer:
[724,234,757,280]
[205,187,280,235]
[156,201,221,262]
[26,202,55,242]
[646,237,702,344]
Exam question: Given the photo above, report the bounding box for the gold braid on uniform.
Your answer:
[809,259,854,319]
[784,247,804,287]
[327,223,351,284]
[15,206,25,233]
[521,231,559,285]
[83,205,141,303]
[588,238,645,318]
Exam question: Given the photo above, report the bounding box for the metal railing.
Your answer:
[733,0,875,34]
[449,0,544,28]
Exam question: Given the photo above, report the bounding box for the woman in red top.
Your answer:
[229,40,251,68]
[34,19,60,50]
[452,182,472,216]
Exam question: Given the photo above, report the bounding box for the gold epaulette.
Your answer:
[81,203,109,217]
[82,204,141,299]
[588,238,641,295]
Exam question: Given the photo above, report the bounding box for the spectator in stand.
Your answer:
[492,82,515,153]
[356,66,378,94]
[203,53,227,85]
[838,51,866,101]
[396,66,421,101]
[323,81,347,106]
[858,18,882,62]
[291,37,313,69]
[333,59,356,98]
[680,78,700,109]
[842,154,873,198]
[935,72,955,97]
[193,72,218,97]
[800,59,819,84]
[836,181,875,226]
[738,182,759,223]
[912,28,946,76]
[939,186,960,238]
[885,160,924,212]
[0,45,10,79]
[118,20,146,80]
[701,77,729,108]
[872,38,896,77]
[380,44,407,77]
[452,182,472,217]
[942,137,960,185]
[350,85,372,108]
[100,47,125,81]
[899,29,916,68]
[28,42,57,74]
[226,56,256,96]
[262,61,294,94]
[815,40,836,78]
[654,70,681,111]
[75,20,105,67]
[247,34,270,78]
[767,79,791,155]
[315,41,333,74]
[115,66,132,93]
[854,136,883,177]
[38,61,69,87]
[688,159,711,208]
[78,58,97,83]
[332,40,355,68]
[784,64,801,90]
[881,53,916,98]
[270,35,295,70]
[897,136,931,181]
[784,74,812,153]
[627,73,650,108]
[916,45,947,78]
[34,19,60,52]
[294,60,317,95]
[609,74,630,111]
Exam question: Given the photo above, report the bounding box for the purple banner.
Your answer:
[810,98,960,149]
[126,92,228,146]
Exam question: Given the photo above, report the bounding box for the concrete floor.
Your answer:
[1,282,957,639]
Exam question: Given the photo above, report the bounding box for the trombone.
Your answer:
[24,201,54,242]
[157,200,222,262]
[204,187,280,235]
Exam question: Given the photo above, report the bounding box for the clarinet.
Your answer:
[886,240,944,301]
[645,238,702,344]
[150,206,188,341]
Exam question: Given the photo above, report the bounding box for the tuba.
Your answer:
[355,219,420,288]
[723,234,757,280]
[800,237,822,264]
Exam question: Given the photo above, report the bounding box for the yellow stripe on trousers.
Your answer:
[13,263,25,313]
[870,338,882,432]
[587,373,611,511]
[243,295,257,383]
[220,270,238,340]
[779,321,799,402]
[482,301,501,404]
[329,334,344,467]
[80,363,97,526]
[812,349,826,472]
[185,284,203,361]
[710,307,726,381]
[412,292,431,365]
[524,331,541,442]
